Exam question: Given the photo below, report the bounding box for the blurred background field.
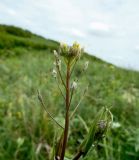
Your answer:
[0,25,139,160]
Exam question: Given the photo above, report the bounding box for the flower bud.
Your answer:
[57,59,61,67]
[54,50,59,58]
[69,42,83,59]
[54,59,61,68]
[58,42,84,61]
[53,62,56,66]
[59,43,69,57]
[71,81,77,90]
[94,120,107,140]
[52,69,57,78]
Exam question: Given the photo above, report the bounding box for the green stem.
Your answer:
[60,62,70,160]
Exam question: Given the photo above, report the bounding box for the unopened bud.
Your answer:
[52,69,57,78]
[59,42,84,61]
[69,42,83,59]
[98,120,107,130]
[71,81,77,90]
[57,59,61,67]
[54,50,59,58]
[59,43,69,57]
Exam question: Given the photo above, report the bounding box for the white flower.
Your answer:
[52,69,57,78]
[71,81,77,90]
[84,61,89,70]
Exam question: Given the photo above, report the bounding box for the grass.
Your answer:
[0,25,139,160]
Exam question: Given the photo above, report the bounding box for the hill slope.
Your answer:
[0,24,59,56]
[0,25,139,160]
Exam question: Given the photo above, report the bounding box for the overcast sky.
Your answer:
[0,0,139,70]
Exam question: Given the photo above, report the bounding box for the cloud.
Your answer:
[7,8,16,16]
[135,45,139,51]
[88,21,126,38]
[90,22,111,32]
[70,29,86,38]
[60,28,86,38]
[98,0,125,11]
[88,21,115,37]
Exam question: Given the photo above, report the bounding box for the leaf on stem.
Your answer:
[73,107,113,159]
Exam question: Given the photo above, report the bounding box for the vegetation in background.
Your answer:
[0,24,59,56]
[0,25,139,160]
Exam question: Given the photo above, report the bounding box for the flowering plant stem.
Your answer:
[60,62,70,160]
[38,42,112,160]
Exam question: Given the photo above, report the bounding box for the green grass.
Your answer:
[0,25,139,160]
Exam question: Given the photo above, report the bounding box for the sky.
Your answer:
[0,0,139,70]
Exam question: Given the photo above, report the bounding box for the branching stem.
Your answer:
[37,90,64,129]
[70,88,87,119]
[55,58,66,88]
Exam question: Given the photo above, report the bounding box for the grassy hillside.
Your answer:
[0,24,59,56]
[0,25,139,160]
